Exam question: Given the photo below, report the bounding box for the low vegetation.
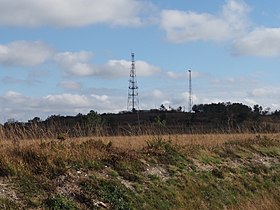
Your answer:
[0,134,279,209]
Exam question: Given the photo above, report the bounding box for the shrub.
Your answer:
[145,136,186,166]
[80,177,134,209]
[45,194,76,210]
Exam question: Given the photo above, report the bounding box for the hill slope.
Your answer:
[0,135,280,209]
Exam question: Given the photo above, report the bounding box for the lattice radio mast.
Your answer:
[188,69,192,112]
[127,53,139,112]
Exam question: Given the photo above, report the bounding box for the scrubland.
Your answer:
[0,133,280,209]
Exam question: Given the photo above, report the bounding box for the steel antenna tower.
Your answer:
[127,53,139,112]
[188,69,192,112]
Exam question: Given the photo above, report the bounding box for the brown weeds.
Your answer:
[77,133,280,150]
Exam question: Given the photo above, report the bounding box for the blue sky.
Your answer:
[1,0,280,122]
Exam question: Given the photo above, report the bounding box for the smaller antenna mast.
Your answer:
[188,69,192,112]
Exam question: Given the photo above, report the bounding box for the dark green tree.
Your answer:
[86,110,102,125]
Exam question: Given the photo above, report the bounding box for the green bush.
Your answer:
[80,177,134,210]
[145,136,186,166]
[45,195,76,210]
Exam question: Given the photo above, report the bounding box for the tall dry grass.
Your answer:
[1,117,279,141]
[0,131,280,209]
[75,133,280,150]
[2,132,278,153]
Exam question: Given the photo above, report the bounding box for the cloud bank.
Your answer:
[55,51,161,78]
[1,1,280,58]
[160,0,280,57]
[0,41,53,66]
[0,0,152,27]
[0,91,123,122]
[0,41,161,78]
[233,28,280,57]
[160,0,250,43]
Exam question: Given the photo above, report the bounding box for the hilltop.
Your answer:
[2,102,280,140]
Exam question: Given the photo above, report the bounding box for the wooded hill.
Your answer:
[1,102,280,140]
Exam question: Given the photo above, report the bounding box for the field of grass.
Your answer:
[0,133,280,209]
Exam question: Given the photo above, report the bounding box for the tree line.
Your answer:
[1,102,280,139]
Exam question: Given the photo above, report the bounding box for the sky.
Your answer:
[1,0,280,122]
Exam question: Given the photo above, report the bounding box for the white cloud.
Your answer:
[1,84,280,123]
[166,71,180,79]
[55,51,96,76]
[0,91,127,122]
[0,41,161,78]
[161,100,171,106]
[159,0,280,58]
[161,10,230,42]
[3,91,26,103]
[249,87,280,98]
[181,92,198,104]
[135,60,162,76]
[243,98,257,106]
[166,70,202,79]
[160,0,249,43]
[0,40,53,66]
[0,76,40,86]
[211,77,246,85]
[141,88,198,111]
[44,94,90,107]
[233,28,280,57]
[91,94,109,102]
[104,59,161,78]
[103,60,131,78]
[250,88,268,97]
[0,91,41,121]
[151,89,164,99]
[0,0,151,27]
[57,81,82,90]
[55,51,161,78]
[222,0,250,30]
[55,51,92,64]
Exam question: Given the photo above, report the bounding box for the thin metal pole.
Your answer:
[188,70,192,112]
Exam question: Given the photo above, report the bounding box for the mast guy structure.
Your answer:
[127,53,139,112]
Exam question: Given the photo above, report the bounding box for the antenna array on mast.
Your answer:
[127,53,139,112]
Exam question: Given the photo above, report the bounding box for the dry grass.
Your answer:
[72,133,280,150]
[0,133,280,209]
[2,132,279,151]
[232,194,280,210]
